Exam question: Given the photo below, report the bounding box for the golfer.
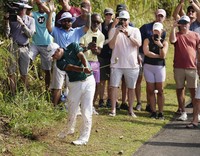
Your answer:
[47,42,95,145]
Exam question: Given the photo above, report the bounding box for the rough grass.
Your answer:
[0,42,190,156]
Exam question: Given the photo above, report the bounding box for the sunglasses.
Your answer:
[188,10,195,13]
[61,19,72,23]
[105,13,113,16]
[120,18,128,22]
[92,20,101,24]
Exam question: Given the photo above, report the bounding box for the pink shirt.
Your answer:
[109,26,141,68]
[174,31,200,69]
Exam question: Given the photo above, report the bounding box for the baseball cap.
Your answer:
[117,10,130,19]
[153,22,163,32]
[47,43,60,58]
[116,4,127,12]
[178,15,190,24]
[156,9,166,17]
[104,8,114,15]
[57,12,76,24]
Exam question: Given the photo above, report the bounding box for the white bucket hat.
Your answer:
[57,12,76,24]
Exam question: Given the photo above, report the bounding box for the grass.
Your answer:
[0,42,192,156]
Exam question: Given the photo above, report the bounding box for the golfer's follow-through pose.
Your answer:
[47,42,95,145]
[108,10,142,117]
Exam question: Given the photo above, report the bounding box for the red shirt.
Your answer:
[173,31,200,69]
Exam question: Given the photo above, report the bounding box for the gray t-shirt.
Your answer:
[190,20,200,35]
[6,15,35,45]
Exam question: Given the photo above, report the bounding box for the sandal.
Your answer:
[186,123,198,129]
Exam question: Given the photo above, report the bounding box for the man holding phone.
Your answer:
[80,13,105,114]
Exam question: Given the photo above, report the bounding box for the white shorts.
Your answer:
[110,68,139,89]
[50,62,69,89]
[29,44,52,70]
[143,64,166,83]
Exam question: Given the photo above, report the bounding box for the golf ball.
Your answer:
[154,90,158,94]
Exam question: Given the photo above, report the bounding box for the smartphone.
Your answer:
[153,34,159,41]
[92,36,97,43]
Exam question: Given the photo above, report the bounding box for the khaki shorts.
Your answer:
[8,42,30,75]
[174,68,198,89]
[29,44,52,70]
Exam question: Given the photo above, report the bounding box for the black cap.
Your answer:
[116,4,127,13]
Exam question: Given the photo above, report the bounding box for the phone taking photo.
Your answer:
[153,34,159,41]
[92,36,97,43]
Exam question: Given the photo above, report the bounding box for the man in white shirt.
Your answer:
[108,10,141,117]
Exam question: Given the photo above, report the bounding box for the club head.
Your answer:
[114,57,119,64]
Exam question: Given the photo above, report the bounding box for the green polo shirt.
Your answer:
[57,42,92,82]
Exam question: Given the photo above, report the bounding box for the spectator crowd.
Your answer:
[4,0,200,145]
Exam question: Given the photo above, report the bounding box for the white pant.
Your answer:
[67,75,95,142]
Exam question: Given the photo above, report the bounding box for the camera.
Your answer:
[5,2,24,21]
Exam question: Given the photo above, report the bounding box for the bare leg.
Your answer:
[21,75,29,91]
[52,89,62,106]
[176,88,185,112]
[128,88,135,114]
[8,74,16,95]
[155,82,164,113]
[110,87,118,113]
[135,74,142,104]
[44,70,51,90]
[99,80,106,100]
[146,82,156,112]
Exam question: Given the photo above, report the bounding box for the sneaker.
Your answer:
[135,103,142,111]
[93,107,99,115]
[177,112,187,121]
[157,112,165,120]
[109,112,116,117]
[150,112,157,119]
[145,104,152,112]
[98,99,104,108]
[185,102,193,108]
[72,139,87,145]
[120,102,129,110]
[129,112,137,118]
[106,99,111,108]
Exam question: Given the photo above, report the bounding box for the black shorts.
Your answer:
[98,57,110,81]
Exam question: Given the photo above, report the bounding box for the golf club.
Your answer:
[100,57,119,69]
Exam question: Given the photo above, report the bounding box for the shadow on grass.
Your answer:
[164,83,176,90]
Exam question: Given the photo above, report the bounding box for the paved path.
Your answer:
[133,108,200,156]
